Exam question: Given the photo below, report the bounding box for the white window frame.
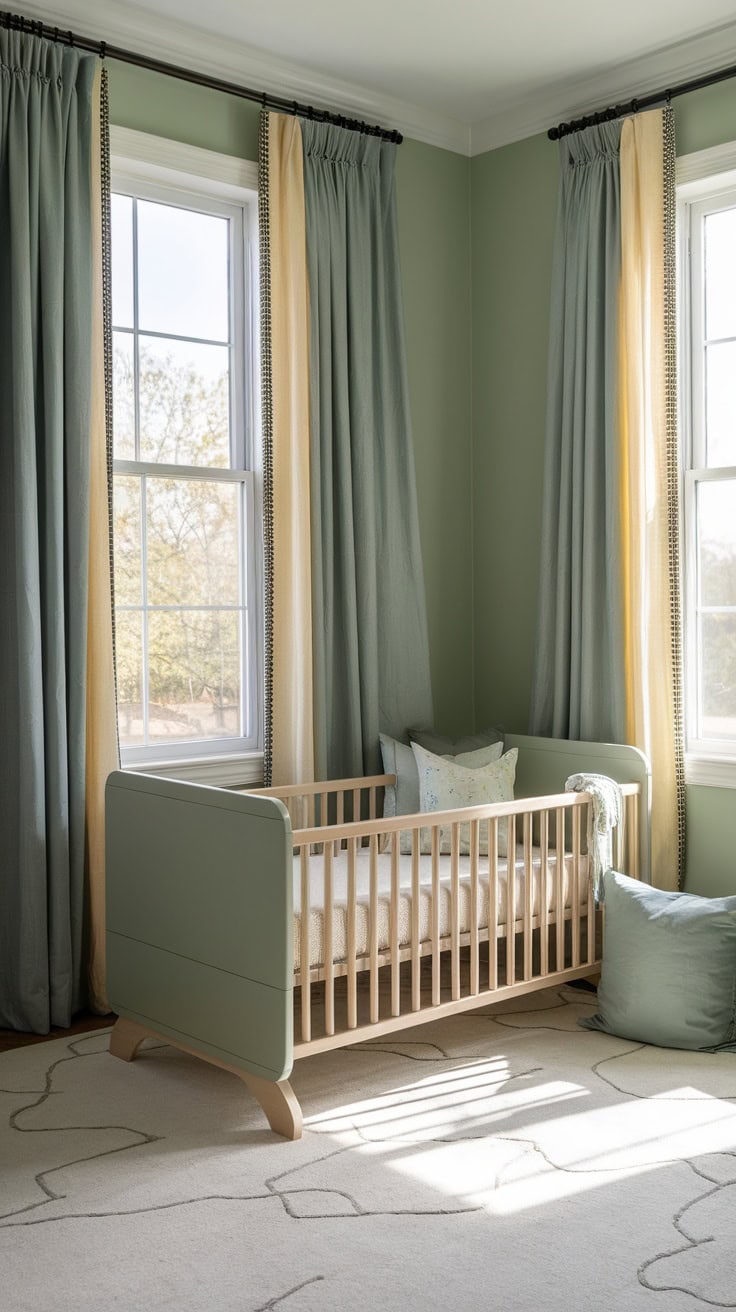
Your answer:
[110,128,263,787]
[678,142,736,789]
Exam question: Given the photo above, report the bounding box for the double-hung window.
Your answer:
[679,152,736,781]
[110,134,261,780]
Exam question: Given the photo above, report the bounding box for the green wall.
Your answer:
[470,82,736,895]
[108,64,474,735]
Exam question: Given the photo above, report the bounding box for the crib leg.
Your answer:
[240,1072,303,1141]
[109,1016,149,1062]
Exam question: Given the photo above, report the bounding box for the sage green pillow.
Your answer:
[580,871,736,1052]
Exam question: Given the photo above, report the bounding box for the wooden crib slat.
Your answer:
[451,823,460,1002]
[571,805,581,969]
[411,830,421,1011]
[324,844,334,1036]
[347,837,358,1029]
[539,809,549,977]
[469,819,479,997]
[506,815,516,988]
[300,846,311,1043]
[369,833,379,1023]
[523,811,533,981]
[630,792,640,880]
[587,837,596,965]
[390,832,400,1017]
[488,818,498,992]
[352,788,361,827]
[334,790,344,856]
[319,791,328,831]
[369,787,377,822]
[555,807,565,971]
[431,826,440,1006]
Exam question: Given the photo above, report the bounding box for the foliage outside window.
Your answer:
[111,178,259,765]
[680,180,736,767]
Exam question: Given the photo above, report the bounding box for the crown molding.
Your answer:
[470,17,736,157]
[14,0,471,155]
[14,0,736,159]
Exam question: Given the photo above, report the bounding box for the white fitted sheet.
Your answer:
[292,845,589,972]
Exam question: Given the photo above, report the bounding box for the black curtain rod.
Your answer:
[0,7,403,144]
[549,54,736,140]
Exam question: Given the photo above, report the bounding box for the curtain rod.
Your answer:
[1,7,403,144]
[549,54,736,140]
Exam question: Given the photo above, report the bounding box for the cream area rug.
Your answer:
[2,985,736,1312]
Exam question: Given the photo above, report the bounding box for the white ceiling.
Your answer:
[18,0,736,154]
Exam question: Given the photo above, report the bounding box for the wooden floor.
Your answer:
[0,1012,116,1054]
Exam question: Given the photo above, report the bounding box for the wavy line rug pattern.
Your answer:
[2,985,736,1311]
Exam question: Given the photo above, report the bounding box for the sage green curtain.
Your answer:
[529,121,626,743]
[0,31,97,1031]
[301,121,433,779]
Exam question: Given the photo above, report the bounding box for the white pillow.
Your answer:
[382,736,503,853]
[411,742,518,857]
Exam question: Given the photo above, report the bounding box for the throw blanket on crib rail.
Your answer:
[565,773,623,904]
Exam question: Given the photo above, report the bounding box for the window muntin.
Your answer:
[682,185,736,760]
[111,180,258,762]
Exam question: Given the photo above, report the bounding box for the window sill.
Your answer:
[685,756,736,790]
[122,753,264,788]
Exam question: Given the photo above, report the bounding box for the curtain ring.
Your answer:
[67,28,74,47]
[99,40,107,60]
[291,100,298,116]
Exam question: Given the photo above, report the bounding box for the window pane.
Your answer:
[705,342,736,467]
[111,194,134,330]
[115,610,144,749]
[147,610,241,743]
[137,200,229,342]
[138,336,230,467]
[700,612,736,740]
[698,480,736,607]
[112,332,136,460]
[705,208,736,342]
[113,476,142,605]
[146,478,240,607]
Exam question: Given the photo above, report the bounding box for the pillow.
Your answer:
[409,726,504,756]
[412,742,518,856]
[380,734,504,854]
[579,870,736,1051]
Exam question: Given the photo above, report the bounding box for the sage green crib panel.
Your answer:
[507,734,651,882]
[106,772,294,1082]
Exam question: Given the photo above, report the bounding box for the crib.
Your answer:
[105,733,650,1140]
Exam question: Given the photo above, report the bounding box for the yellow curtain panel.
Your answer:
[259,112,315,787]
[619,106,684,889]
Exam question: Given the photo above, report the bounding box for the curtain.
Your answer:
[529,121,626,743]
[0,30,115,1030]
[530,108,684,888]
[259,113,315,788]
[85,67,119,1011]
[261,113,433,784]
[618,110,684,888]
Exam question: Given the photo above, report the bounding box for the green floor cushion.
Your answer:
[580,871,736,1052]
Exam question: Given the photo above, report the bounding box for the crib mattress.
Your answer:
[292,846,589,972]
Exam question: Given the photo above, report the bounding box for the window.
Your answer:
[110,135,261,778]
[679,154,736,780]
